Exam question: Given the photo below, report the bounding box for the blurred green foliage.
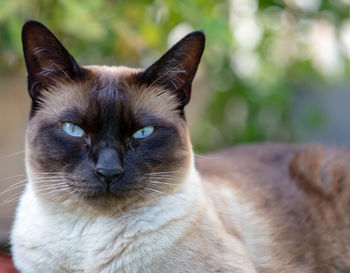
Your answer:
[1,0,350,152]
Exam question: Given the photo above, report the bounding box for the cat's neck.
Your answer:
[15,160,204,272]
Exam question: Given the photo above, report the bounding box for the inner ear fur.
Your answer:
[139,31,205,108]
[22,20,85,107]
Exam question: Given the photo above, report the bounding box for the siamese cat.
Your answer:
[11,20,350,273]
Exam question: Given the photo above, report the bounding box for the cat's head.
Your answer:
[22,20,205,211]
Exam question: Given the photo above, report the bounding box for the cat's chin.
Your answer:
[43,191,144,214]
[70,187,157,213]
[81,194,128,211]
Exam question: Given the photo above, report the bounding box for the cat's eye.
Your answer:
[133,126,155,139]
[61,122,85,137]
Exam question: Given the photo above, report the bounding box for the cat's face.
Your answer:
[22,21,205,211]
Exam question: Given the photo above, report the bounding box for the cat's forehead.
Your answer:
[39,65,180,123]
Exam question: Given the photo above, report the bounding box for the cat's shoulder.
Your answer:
[195,143,350,199]
[195,143,298,178]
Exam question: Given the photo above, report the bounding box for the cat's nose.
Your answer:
[94,147,123,184]
[95,167,123,183]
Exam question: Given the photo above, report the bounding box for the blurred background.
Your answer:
[1,0,350,258]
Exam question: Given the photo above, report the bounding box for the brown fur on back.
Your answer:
[12,21,350,273]
[196,144,350,272]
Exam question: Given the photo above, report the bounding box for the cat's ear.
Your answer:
[22,20,84,103]
[140,31,205,108]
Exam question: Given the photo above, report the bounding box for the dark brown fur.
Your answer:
[26,66,192,209]
[20,20,204,210]
[11,20,350,273]
[197,144,350,272]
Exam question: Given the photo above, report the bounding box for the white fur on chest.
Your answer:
[11,167,203,273]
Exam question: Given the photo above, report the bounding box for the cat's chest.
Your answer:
[11,184,193,273]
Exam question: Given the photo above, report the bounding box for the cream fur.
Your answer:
[14,143,350,272]
[18,21,350,272]
[11,162,205,273]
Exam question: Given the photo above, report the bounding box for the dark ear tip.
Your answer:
[191,30,206,37]
[23,19,45,30]
[186,30,205,41]
[22,20,50,38]
[183,30,206,50]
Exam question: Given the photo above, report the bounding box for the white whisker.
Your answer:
[146,176,179,181]
[35,187,71,196]
[136,190,153,202]
[145,188,168,197]
[34,184,70,191]
[0,193,25,206]
[145,187,199,209]
[0,179,29,195]
[146,171,184,174]
[0,150,25,159]
[0,177,71,197]
[34,179,68,183]
[0,174,27,181]
[147,180,177,186]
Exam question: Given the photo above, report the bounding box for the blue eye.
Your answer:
[133,126,154,139]
[61,122,85,137]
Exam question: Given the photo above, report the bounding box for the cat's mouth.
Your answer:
[73,183,156,210]
[64,176,147,201]
[31,167,184,208]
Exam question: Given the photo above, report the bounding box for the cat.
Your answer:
[10,20,350,273]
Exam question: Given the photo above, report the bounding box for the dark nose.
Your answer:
[95,167,123,183]
[94,147,123,184]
